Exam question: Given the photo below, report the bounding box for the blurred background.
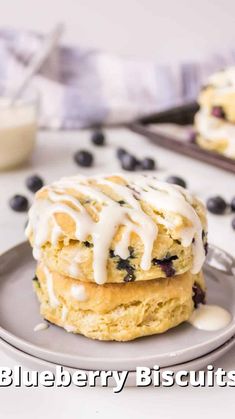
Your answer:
[0,0,235,255]
[1,0,235,62]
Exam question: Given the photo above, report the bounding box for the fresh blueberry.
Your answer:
[192,283,206,308]
[206,196,227,215]
[152,255,178,277]
[26,175,44,193]
[116,148,128,160]
[123,272,136,282]
[211,106,225,119]
[74,150,93,167]
[166,175,187,188]
[232,218,235,230]
[231,197,235,212]
[9,195,29,212]
[121,154,139,171]
[140,157,156,170]
[91,130,105,146]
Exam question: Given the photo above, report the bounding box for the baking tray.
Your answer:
[129,102,235,174]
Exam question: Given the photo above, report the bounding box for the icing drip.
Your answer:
[208,67,235,90]
[64,325,76,333]
[61,305,68,322]
[188,304,231,331]
[69,263,81,277]
[68,249,83,277]
[71,284,87,301]
[43,266,59,308]
[33,322,49,332]
[126,175,205,274]
[26,174,206,284]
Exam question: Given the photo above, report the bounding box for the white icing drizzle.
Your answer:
[126,175,205,274]
[43,265,59,308]
[32,246,41,261]
[33,322,49,332]
[61,305,68,322]
[71,284,87,301]
[67,248,83,277]
[64,324,76,333]
[188,304,232,331]
[26,174,206,284]
[208,67,235,90]
[69,263,81,278]
[51,219,62,246]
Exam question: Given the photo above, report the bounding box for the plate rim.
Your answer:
[1,241,235,369]
[1,334,235,373]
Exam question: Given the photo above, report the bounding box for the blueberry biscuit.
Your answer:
[194,110,235,158]
[34,262,206,341]
[199,67,235,124]
[26,173,208,341]
[26,174,207,284]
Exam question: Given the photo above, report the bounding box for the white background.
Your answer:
[1,1,235,418]
[0,0,235,62]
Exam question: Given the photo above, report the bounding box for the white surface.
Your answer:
[0,0,235,62]
[0,128,235,416]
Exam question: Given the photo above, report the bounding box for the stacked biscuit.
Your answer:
[26,174,207,341]
[195,67,235,158]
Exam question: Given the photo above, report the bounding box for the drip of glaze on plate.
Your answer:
[188,304,232,331]
[26,174,206,285]
[33,322,49,332]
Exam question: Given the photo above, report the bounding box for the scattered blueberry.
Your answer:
[192,283,206,308]
[206,196,227,215]
[9,195,29,212]
[232,218,235,230]
[26,175,44,193]
[121,154,139,171]
[140,157,156,171]
[211,106,225,119]
[74,150,93,167]
[166,175,187,188]
[231,197,235,212]
[91,130,105,146]
[116,148,128,160]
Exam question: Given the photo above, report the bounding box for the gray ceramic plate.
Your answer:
[0,242,235,371]
[1,335,235,387]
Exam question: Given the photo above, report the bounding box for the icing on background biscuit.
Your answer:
[195,110,235,158]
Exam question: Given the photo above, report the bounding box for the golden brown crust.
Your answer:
[34,263,205,341]
[196,134,229,155]
[27,175,207,283]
